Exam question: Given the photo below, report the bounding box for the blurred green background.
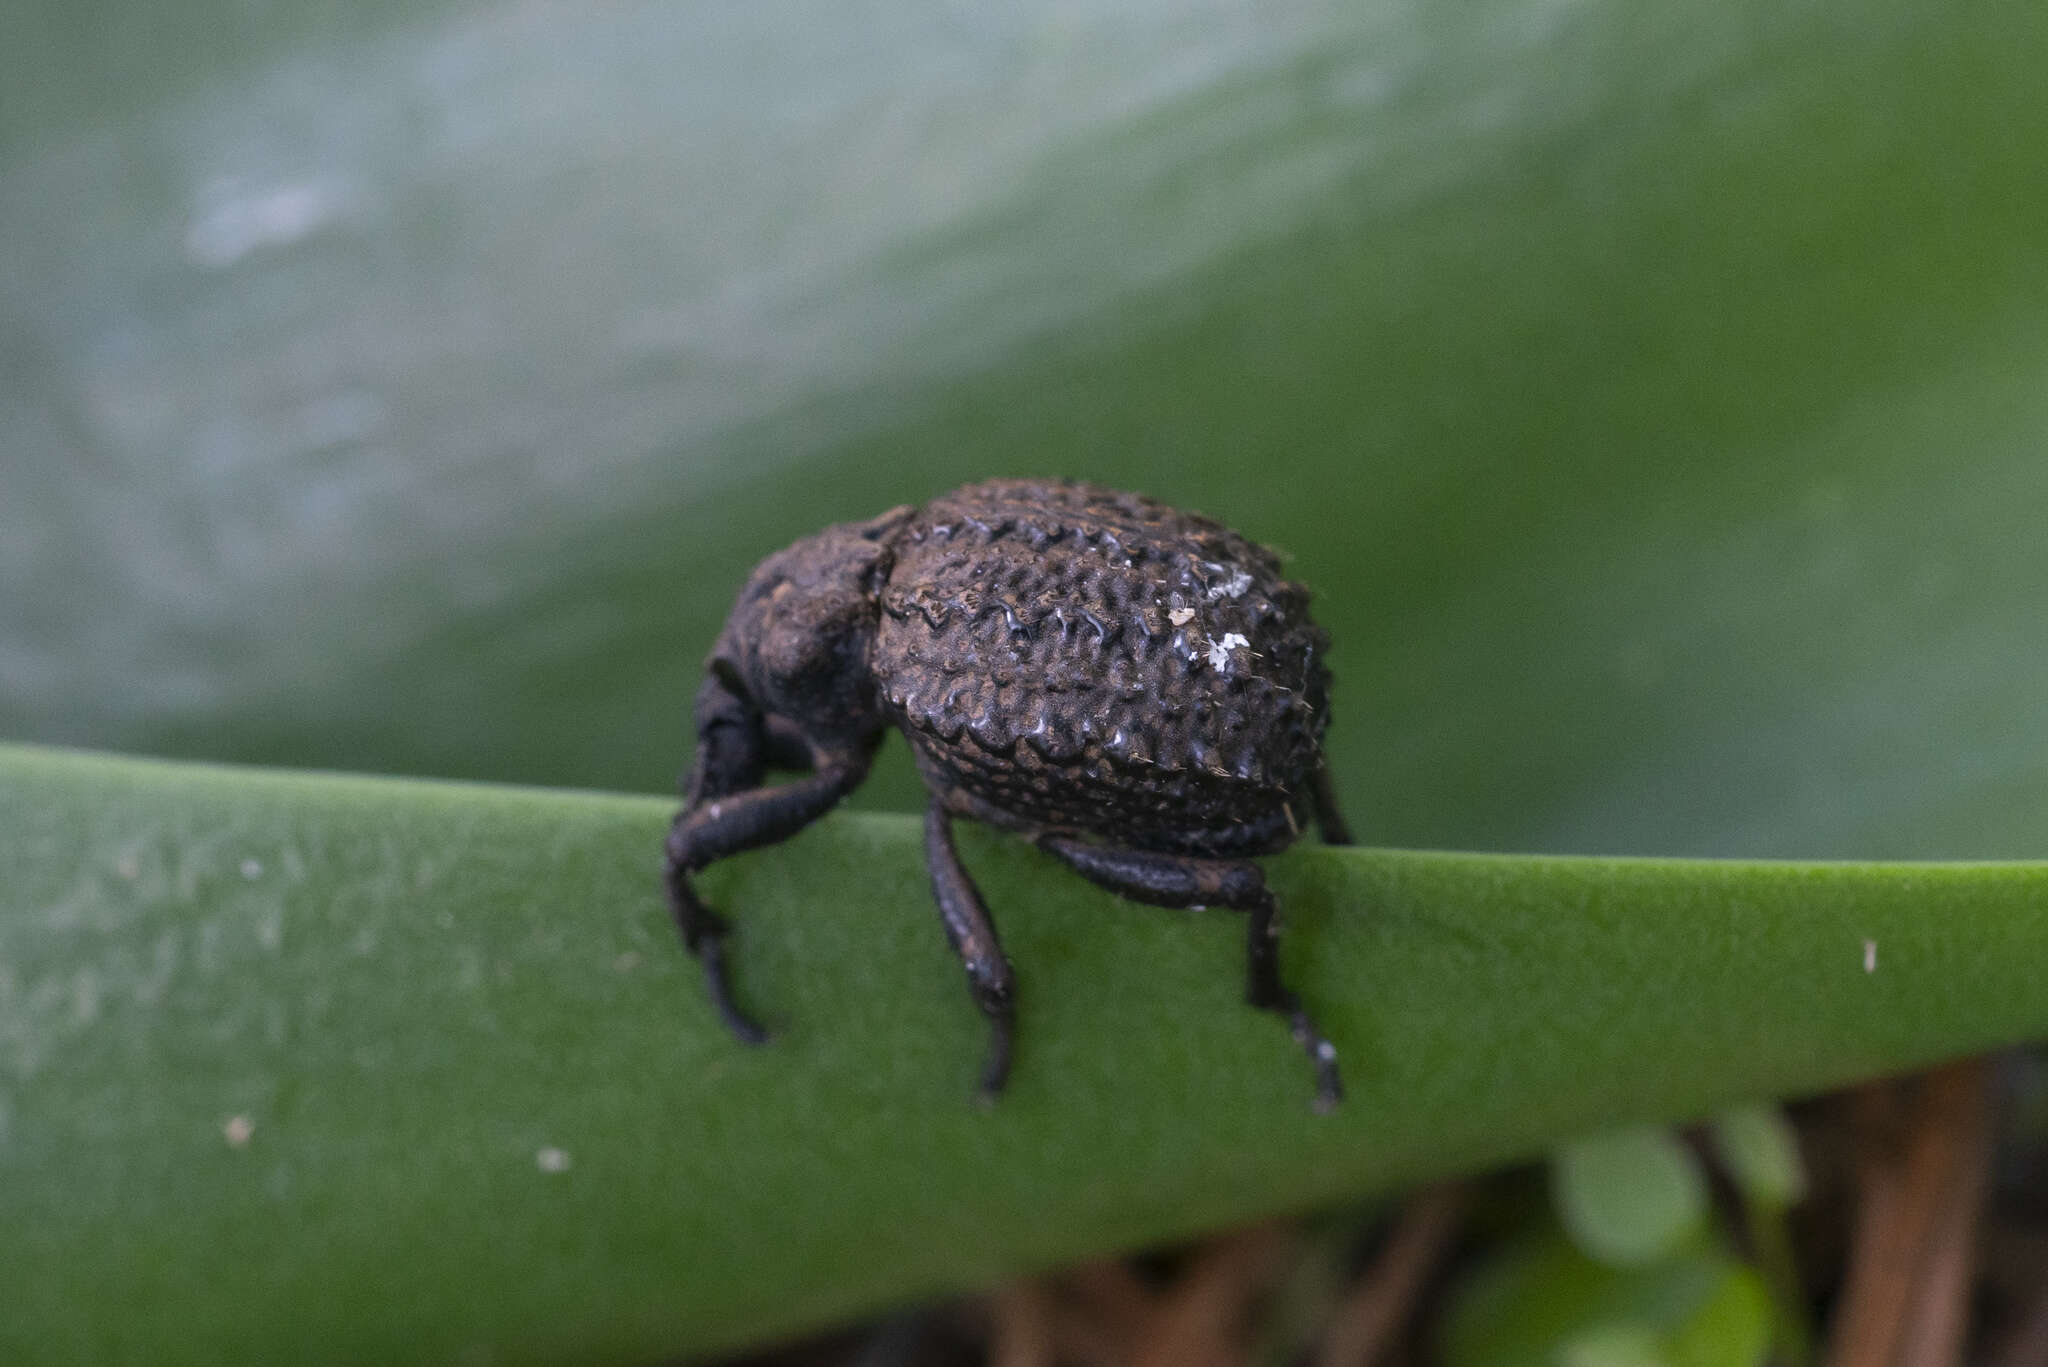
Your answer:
[5,0,2048,859]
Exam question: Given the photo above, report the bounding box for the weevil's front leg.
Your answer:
[666,740,870,1044]
[670,759,869,871]
[924,802,1017,1099]
[1036,835,1342,1112]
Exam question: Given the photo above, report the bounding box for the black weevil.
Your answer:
[664,479,1351,1109]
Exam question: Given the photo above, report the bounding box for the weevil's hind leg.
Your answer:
[1037,835,1342,1112]
[924,801,1017,1099]
[1311,762,1354,847]
[666,754,872,1045]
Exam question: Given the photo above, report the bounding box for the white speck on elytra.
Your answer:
[1205,566,1253,599]
[1206,632,1250,671]
[1863,939,1877,973]
[223,1115,254,1148]
[239,858,263,880]
[536,1147,571,1174]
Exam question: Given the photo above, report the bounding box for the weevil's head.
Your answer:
[710,505,914,748]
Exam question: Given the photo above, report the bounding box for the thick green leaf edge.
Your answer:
[4,742,2044,1365]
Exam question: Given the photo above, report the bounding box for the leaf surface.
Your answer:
[5,744,2045,1363]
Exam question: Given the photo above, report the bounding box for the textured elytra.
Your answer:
[874,480,1331,856]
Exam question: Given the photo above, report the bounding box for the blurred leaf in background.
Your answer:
[1552,1129,1708,1268]
[1442,1232,1771,1367]
[5,0,2048,863]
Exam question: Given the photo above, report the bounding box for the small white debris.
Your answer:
[1315,1041,1338,1062]
[1206,632,1251,671]
[223,1115,254,1148]
[536,1146,572,1174]
[1168,607,1196,627]
[239,858,263,880]
[1863,939,1877,973]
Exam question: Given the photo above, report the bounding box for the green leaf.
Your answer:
[1709,1105,1809,1209]
[1553,1129,1708,1267]
[1709,1105,1815,1364]
[1666,1267,1772,1367]
[7,743,2048,1364]
[1441,1234,1728,1367]
[1558,1324,1669,1367]
[1443,1230,1769,1367]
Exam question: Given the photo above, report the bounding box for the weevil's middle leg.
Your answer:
[924,801,1017,1099]
[1036,834,1342,1111]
